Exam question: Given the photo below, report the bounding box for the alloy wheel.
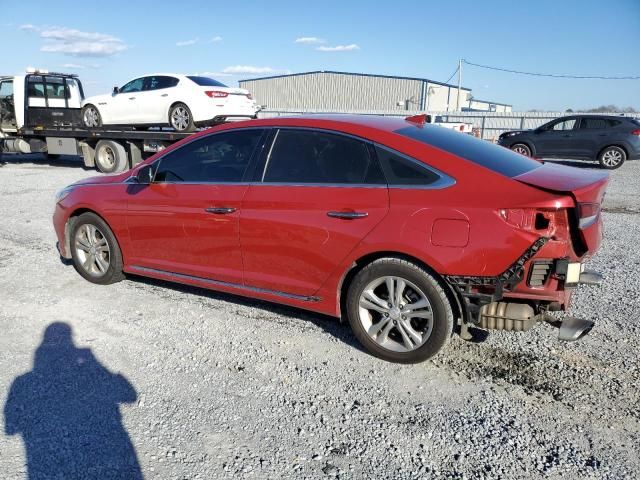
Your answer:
[171,106,190,131]
[83,107,100,128]
[74,224,111,277]
[601,149,623,168]
[358,276,434,353]
[512,145,530,156]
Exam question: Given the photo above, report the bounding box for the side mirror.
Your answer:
[135,164,153,184]
[112,86,119,95]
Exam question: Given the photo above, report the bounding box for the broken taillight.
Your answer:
[577,202,600,229]
[498,208,569,240]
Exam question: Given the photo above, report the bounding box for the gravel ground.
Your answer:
[0,154,638,480]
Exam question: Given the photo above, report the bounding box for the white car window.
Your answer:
[120,78,145,93]
[147,76,179,91]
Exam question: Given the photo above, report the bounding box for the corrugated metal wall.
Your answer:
[241,72,425,111]
[241,72,482,112]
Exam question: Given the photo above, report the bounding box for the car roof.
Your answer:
[226,114,414,133]
[559,114,634,120]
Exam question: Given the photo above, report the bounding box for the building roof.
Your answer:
[239,70,472,91]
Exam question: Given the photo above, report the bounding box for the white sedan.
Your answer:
[81,74,259,132]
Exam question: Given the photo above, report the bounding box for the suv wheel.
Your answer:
[346,258,454,363]
[598,146,626,169]
[511,143,532,157]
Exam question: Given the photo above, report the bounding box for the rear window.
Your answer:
[394,125,542,178]
[187,76,228,87]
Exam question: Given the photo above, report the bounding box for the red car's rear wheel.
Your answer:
[346,258,453,363]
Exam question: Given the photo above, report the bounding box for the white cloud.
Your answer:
[221,65,290,75]
[61,62,100,70]
[316,44,360,52]
[21,24,128,57]
[194,71,234,77]
[208,36,222,43]
[176,38,198,47]
[294,36,325,44]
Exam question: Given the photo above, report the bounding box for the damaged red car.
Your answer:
[53,114,607,363]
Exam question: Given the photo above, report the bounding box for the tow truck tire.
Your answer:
[94,140,128,174]
[82,104,102,128]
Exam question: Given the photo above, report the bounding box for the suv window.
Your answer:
[154,129,264,183]
[374,146,440,185]
[263,129,385,184]
[147,76,179,91]
[580,118,610,129]
[550,119,576,131]
[120,78,144,93]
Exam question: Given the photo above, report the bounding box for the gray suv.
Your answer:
[497,115,640,169]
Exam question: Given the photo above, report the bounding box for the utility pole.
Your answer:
[456,58,462,111]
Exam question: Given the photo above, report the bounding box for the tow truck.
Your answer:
[0,69,192,173]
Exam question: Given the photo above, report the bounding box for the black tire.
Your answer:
[168,103,195,132]
[94,140,128,173]
[70,212,125,285]
[511,143,532,157]
[346,258,454,364]
[598,146,626,169]
[82,104,102,128]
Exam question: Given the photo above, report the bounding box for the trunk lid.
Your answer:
[514,162,608,202]
[514,162,609,256]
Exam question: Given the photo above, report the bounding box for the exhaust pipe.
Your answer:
[558,317,594,342]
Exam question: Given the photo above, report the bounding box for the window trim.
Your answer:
[149,127,268,185]
[373,144,456,190]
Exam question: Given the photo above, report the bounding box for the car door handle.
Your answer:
[327,211,368,219]
[129,97,136,100]
[161,93,168,97]
[205,207,236,214]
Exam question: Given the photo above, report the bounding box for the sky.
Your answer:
[1,0,638,111]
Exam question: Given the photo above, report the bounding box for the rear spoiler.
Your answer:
[405,114,432,125]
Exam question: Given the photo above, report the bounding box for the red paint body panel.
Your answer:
[125,183,246,283]
[240,185,388,296]
[52,115,609,319]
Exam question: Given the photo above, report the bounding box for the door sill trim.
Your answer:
[128,265,321,303]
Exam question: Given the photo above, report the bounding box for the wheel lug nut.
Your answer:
[401,316,406,320]
[393,320,397,325]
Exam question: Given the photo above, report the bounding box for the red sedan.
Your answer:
[53,115,608,363]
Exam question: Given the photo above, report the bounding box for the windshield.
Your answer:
[187,76,228,87]
[394,125,542,178]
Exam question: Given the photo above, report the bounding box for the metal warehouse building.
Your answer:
[239,70,511,113]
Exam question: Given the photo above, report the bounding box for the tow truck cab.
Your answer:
[0,69,84,134]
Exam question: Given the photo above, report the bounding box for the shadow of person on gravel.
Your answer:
[3,322,143,480]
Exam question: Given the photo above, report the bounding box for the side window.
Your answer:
[120,78,144,93]
[374,145,440,186]
[0,80,13,98]
[44,77,68,99]
[551,119,576,131]
[148,76,179,90]
[27,76,45,98]
[263,129,385,184]
[580,118,608,129]
[154,129,264,183]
